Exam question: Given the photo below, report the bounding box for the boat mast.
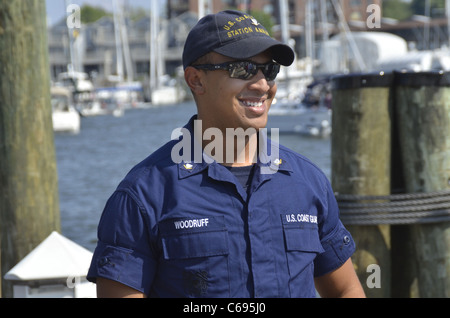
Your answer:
[447,0,450,47]
[150,0,158,91]
[330,0,366,72]
[279,0,290,45]
[320,0,329,43]
[198,0,212,20]
[279,0,291,85]
[64,0,76,75]
[120,1,134,82]
[424,0,431,50]
[113,0,124,81]
[305,0,315,75]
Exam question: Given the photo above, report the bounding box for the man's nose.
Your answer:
[248,70,271,92]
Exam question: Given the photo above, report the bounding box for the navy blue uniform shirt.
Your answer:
[87,116,355,298]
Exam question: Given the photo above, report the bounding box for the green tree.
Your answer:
[128,7,148,22]
[383,0,413,21]
[80,5,111,24]
[250,10,275,36]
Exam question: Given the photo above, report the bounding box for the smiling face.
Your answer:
[185,51,278,132]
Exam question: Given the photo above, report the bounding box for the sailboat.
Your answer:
[55,0,96,121]
[104,0,144,115]
[149,0,185,105]
[267,0,331,137]
[86,0,146,116]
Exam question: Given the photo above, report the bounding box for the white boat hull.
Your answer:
[267,106,332,137]
[151,86,185,105]
[53,110,81,134]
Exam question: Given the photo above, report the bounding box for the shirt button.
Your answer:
[99,257,110,267]
[343,236,351,245]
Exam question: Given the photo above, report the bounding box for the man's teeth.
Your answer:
[242,101,264,107]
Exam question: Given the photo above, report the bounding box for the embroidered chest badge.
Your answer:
[183,270,209,296]
[273,158,282,166]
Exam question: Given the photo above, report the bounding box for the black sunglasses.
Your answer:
[193,61,281,81]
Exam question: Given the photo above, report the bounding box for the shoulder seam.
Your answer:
[278,145,329,195]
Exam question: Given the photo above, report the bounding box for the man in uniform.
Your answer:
[87,10,365,298]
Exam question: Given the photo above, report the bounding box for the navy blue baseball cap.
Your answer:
[183,10,295,69]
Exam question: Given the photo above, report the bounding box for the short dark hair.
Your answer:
[191,53,212,68]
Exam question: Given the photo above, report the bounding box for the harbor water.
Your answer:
[55,101,331,251]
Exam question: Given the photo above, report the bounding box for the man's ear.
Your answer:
[184,67,206,95]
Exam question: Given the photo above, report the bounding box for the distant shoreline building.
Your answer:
[48,12,198,85]
[48,0,450,83]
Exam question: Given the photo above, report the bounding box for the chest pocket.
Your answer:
[282,217,325,298]
[156,216,230,297]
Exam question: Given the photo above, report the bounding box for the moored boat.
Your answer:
[51,86,81,134]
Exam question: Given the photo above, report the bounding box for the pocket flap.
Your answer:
[283,227,325,253]
[159,216,229,260]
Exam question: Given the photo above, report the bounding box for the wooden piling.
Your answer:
[331,73,393,297]
[0,0,60,297]
[394,71,450,297]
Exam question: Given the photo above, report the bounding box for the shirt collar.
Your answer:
[176,115,292,179]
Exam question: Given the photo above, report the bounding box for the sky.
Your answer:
[45,0,161,26]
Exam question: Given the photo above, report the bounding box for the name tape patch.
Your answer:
[159,216,226,234]
[174,218,209,230]
[284,213,318,224]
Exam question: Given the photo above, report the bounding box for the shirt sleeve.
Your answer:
[87,190,156,296]
[313,179,356,277]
